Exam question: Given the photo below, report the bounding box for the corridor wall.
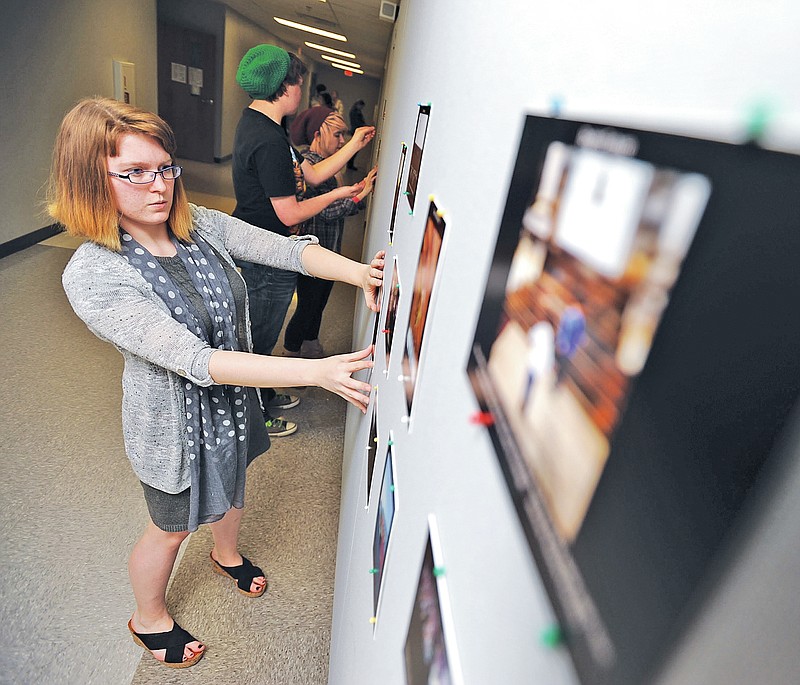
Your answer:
[329,1,800,684]
[1,0,158,247]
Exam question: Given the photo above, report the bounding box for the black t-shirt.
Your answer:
[231,107,306,237]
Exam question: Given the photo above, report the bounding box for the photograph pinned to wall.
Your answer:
[389,143,408,244]
[366,394,379,505]
[406,104,430,210]
[372,438,397,619]
[468,115,800,684]
[403,515,464,685]
[383,257,402,364]
[401,200,447,418]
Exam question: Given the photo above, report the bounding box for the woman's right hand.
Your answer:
[351,126,376,149]
[314,346,374,412]
[361,166,378,195]
[339,180,366,199]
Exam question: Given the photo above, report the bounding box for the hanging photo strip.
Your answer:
[406,105,430,210]
[401,200,447,419]
[468,115,800,684]
[403,515,464,685]
[389,143,408,243]
[366,397,379,504]
[372,439,397,621]
[384,257,402,364]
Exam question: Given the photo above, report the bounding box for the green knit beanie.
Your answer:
[236,44,291,100]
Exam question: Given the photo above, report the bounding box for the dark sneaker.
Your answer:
[267,393,300,410]
[299,339,325,359]
[265,417,297,437]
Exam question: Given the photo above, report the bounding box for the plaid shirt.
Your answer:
[301,150,363,253]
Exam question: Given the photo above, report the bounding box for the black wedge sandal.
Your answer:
[210,552,268,597]
[127,619,205,668]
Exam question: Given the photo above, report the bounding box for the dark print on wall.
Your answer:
[372,440,397,618]
[406,105,430,210]
[468,115,800,684]
[366,396,379,504]
[384,257,401,364]
[389,143,408,243]
[401,200,447,417]
[403,516,463,685]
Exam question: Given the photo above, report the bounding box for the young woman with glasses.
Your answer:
[49,97,384,668]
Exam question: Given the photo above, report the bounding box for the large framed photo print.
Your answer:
[468,115,800,684]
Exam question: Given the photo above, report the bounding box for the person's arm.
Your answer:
[209,346,374,412]
[316,166,378,222]
[301,245,385,311]
[270,181,365,227]
[302,126,376,186]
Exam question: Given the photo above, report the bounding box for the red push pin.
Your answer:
[382,328,390,334]
[469,411,494,426]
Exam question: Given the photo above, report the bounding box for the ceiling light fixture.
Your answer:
[322,55,361,69]
[304,41,356,59]
[273,17,346,42]
[329,63,364,75]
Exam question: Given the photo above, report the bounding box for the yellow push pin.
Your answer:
[369,616,377,624]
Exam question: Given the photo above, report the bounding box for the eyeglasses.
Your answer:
[107,165,183,184]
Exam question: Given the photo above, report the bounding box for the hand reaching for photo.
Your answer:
[315,346,375,412]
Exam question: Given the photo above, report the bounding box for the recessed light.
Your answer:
[274,17,346,42]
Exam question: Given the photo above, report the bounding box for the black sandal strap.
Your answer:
[216,555,265,592]
[132,621,198,664]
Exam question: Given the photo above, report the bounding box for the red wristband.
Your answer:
[352,196,361,204]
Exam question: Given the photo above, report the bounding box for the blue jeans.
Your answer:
[237,261,298,409]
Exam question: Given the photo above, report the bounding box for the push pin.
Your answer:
[436,209,445,218]
[389,484,396,492]
[369,616,378,624]
[408,210,414,216]
[398,374,410,382]
[387,439,394,446]
[433,566,446,577]
[382,329,390,334]
[469,411,494,426]
[540,624,565,648]
[400,415,411,424]
[369,568,379,575]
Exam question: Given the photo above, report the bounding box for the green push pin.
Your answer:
[387,439,394,446]
[745,100,775,144]
[432,566,446,577]
[389,484,395,492]
[540,623,564,648]
[369,567,379,574]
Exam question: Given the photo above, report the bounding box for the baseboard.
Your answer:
[214,154,232,164]
[0,224,63,260]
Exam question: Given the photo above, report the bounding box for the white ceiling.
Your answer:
[219,0,397,79]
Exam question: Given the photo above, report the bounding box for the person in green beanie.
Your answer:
[231,44,375,437]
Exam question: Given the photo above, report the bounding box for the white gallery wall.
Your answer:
[330,1,800,683]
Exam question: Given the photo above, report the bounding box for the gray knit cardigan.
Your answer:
[62,204,318,493]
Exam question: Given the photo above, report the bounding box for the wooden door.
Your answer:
[157,23,216,163]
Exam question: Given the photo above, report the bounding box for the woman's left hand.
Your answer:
[362,250,386,311]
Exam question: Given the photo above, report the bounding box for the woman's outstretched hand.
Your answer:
[362,250,385,311]
[315,346,375,412]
